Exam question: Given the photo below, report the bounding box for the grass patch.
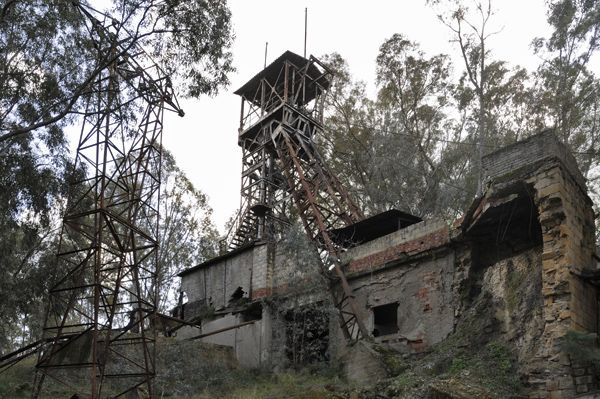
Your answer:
[358,293,525,399]
[0,358,37,399]
[186,371,339,399]
[0,341,341,399]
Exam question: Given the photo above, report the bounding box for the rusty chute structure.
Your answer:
[28,2,183,398]
[225,51,369,340]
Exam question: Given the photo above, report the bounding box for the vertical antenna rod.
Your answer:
[304,7,307,58]
[264,42,268,68]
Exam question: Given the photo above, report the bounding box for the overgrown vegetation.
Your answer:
[0,339,341,399]
[562,330,600,366]
[348,287,524,399]
[321,0,600,222]
[357,336,522,398]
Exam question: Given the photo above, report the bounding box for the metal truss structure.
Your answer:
[30,3,183,398]
[226,51,369,340]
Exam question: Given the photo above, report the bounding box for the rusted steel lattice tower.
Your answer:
[227,51,369,340]
[32,3,183,398]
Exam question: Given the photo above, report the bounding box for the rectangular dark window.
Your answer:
[372,302,399,337]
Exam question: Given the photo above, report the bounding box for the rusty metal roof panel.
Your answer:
[234,50,329,104]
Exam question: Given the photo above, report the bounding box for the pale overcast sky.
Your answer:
[76,1,554,231]
[160,0,553,231]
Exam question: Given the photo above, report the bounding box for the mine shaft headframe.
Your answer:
[234,50,331,144]
[224,51,334,250]
[231,50,369,340]
[74,0,185,117]
[272,122,369,341]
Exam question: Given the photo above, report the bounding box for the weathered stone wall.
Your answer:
[479,247,545,365]
[481,131,597,398]
[529,164,595,329]
[525,162,597,398]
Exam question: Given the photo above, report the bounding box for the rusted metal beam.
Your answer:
[226,52,369,341]
[187,320,257,341]
[31,3,183,398]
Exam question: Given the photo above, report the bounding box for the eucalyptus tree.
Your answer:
[532,0,600,181]
[0,0,234,352]
[431,0,545,199]
[154,150,219,312]
[0,0,234,142]
[319,53,378,212]
[373,34,459,217]
[322,38,466,218]
[433,0,498,194]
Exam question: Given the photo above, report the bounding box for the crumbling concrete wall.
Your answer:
[181,247,255,309]
[346,252,455,352]
[336,219,454,353]
[177,243,274,368]
[193,314,266,368]
[178,239,329,369]
[177,130,597,397]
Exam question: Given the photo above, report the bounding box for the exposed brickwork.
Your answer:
[252,287,271,299]
[482,129,585,192]
[179,131,597,394]
[252,283,292,299]
[346,227,449,274]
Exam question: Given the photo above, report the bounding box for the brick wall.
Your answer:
[342,219,450,275]
[346,227,449,274]
[482,130,585,191]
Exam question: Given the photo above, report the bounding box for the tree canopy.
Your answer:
[320,0,600,220]
[0,0,234,143]
[0,0,234,353]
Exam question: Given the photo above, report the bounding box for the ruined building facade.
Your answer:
[176,131,597,397]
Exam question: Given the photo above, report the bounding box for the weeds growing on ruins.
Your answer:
[1,1,600,399]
